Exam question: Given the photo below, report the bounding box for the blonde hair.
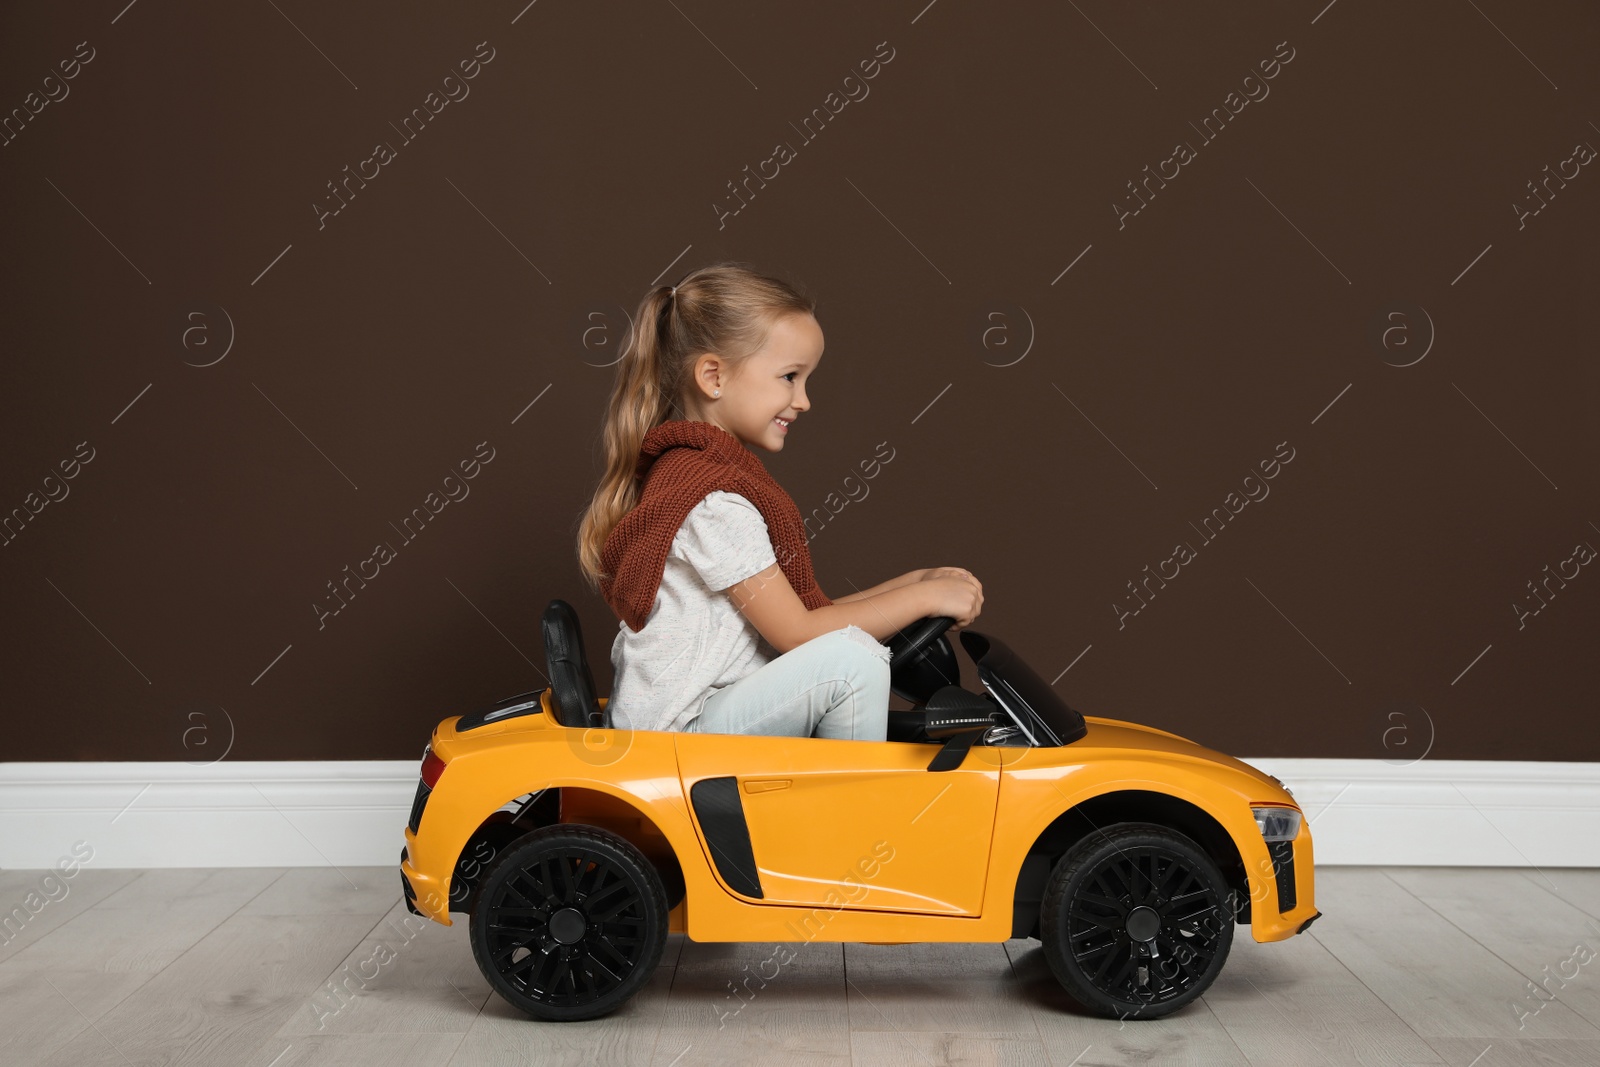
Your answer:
[576,261,817,592]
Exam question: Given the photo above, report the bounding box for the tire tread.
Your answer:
[468,823,669,1022]
[1038,820,1233,1020]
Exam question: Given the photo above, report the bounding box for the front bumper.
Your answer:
[1250,820,1319,942]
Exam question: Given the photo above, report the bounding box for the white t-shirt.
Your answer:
[607,490,780,733]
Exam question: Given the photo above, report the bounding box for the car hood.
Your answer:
[1070,716,1289,795]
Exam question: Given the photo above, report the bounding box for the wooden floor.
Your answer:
[2,866,1598,1066]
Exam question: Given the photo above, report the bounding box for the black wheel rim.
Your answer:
[1066,843,1225,1009]
[483,846,650,1007]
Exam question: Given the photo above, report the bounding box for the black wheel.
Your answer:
[1039,822,1234,1020]
[468,824,668,1021]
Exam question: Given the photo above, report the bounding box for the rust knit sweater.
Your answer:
[600,420,832,632]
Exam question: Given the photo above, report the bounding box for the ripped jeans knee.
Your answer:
[830,624,892,664]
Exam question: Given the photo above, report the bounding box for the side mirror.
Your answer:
[927,727,989,771]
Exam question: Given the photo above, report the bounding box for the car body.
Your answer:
[401,601,1319,1020]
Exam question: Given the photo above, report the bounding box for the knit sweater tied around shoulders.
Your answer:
[599,419,832,632]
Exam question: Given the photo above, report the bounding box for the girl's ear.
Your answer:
[692,353,724,398]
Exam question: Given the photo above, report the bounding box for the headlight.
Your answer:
[1253,805,1302,842]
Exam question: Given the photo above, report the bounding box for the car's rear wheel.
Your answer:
[1039,822,1234,1020]
[468,824,668,1021]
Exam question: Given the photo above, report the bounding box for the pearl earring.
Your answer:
[713,389,720,397]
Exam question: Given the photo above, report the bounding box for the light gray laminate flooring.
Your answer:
[2,866,1598,1066]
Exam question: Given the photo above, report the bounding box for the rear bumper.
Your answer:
[400,841,453,927]
[401,846,421,916]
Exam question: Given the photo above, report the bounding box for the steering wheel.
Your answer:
[886,615,957,671]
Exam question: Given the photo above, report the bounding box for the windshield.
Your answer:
[959,630,1088,747]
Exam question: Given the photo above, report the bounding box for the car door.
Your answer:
[675,731,1001,916]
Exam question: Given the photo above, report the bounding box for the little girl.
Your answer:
[576,262,984,740]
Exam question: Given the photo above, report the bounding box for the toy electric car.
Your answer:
[400,600,1319,1022]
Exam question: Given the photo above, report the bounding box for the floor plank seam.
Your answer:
[1004,939,1077,1067]
[1304,922,1444,1063]
[15,867,1600,1065]
[638,931,687,1067]
[135,867,295,992]
[406,910,494,1067]
[1233,974,1336,1067]
[1520,866,1600,928]
[1377,866,1587,1017]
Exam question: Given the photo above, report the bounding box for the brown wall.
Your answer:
[2,2,1595,763]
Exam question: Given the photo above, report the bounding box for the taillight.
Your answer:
[420,744,446,788]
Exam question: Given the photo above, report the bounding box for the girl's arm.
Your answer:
[729,564,981,651]
[831,568,929,604]
[730,564,933,650]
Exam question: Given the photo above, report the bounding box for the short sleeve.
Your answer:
[670,491,778,592]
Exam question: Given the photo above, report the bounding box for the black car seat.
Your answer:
[540,599,609,728]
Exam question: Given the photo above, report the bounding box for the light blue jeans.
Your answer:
[685,625,892,741]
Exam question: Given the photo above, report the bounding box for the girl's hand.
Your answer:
[921,567,979,587]
[922,573,984,629]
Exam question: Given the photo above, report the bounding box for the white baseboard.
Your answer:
[1245,758,1600,867]
[0,761,419,870]
[1,758,1596,870]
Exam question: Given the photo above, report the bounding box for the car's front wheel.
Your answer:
[468,824,668,1021]
[1039,821,1234,1020]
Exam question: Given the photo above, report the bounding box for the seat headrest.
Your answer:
[540,599,606,729]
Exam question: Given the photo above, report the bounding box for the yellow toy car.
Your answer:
[400,600,1319,1022]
